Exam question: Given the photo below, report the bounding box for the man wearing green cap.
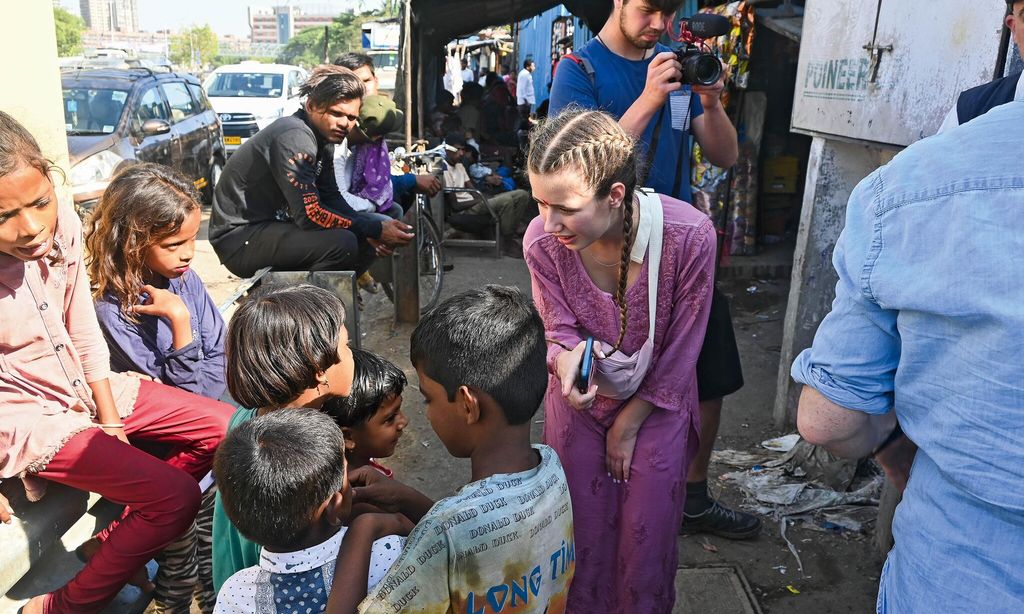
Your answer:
[334,52,442,200]
[331,94,407,223]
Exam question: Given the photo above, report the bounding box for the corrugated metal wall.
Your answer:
[515,1,698,107]
[515,5,591,108]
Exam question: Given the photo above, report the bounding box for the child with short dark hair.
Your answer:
[326,285,575,614]
[213,409,406,614]
[322,348,408,477]
[212,284,357,591]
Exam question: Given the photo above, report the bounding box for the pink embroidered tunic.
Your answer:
[524,194,714,613]
[0,204,138,482]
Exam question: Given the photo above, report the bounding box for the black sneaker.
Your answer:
[681,500,762,540]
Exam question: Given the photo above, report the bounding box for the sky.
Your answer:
[59,0,384,38]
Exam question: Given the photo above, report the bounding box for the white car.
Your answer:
[203,62,308,155]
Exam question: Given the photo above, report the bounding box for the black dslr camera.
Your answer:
[673,14,731,86]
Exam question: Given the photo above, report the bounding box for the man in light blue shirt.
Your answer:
[793,101,1024,612]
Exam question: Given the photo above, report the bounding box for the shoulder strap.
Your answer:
[637,190,663,343]
[562,53,597,89]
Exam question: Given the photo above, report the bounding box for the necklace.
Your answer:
[595,33,651,61]
[586,252,621,267]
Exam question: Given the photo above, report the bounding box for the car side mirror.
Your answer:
[140,119,171,136]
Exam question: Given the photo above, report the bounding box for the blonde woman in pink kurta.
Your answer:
[524,110,714,613]
[0,111,231,613]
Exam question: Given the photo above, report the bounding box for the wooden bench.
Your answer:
[1,266,360,604]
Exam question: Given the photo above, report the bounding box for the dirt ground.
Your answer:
[352,248,884,614]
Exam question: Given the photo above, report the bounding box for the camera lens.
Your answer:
[691,55,721,86]
[675,47,723,86]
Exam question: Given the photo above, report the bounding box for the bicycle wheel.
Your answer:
[417,211,444,313]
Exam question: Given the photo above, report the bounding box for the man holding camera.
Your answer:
[937,0,1023,132]
[550,0,759,540]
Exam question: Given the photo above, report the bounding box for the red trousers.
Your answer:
[35,380,231,613]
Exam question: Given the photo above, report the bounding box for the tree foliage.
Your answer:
[54,7,85,57]
[276,11,380,68]
[169,25,219,69]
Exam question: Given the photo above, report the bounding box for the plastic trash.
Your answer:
[761,434,801,453]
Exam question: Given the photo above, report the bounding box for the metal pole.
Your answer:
[394,0,420,323]
[323,25,329,63]
[403,0,413,149]
[416,36,424,140]
[994,7,1011,80]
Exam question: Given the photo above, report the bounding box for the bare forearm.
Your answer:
[619,97,661,141]
[797,386,896,458]
[695,99,738,168]
[88,379,120,424]
[397,485,434,523]
[614,397,655,435]
[326,519,375,614]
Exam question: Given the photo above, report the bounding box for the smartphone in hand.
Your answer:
[576,336,595,394]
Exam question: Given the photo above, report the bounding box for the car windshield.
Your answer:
[205,72,284,98]
[63,87,129,135]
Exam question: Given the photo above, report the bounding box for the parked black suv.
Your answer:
[61,68,225,213]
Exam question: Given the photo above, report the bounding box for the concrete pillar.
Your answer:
[772,136,892,429]
[0,3,71,207]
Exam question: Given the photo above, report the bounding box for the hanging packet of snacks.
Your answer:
[690,0,758,254]
[704,1,756,90]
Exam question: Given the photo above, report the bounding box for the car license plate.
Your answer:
[224,136,242,145]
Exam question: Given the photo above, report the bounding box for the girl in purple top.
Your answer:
[523,109,715,612]
[87,163,227,400]
[85,163,228,611]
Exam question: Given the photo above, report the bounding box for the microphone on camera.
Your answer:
[682,13,731,39]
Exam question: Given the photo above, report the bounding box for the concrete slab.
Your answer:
[0,500,152,614]
[674,565,763,614]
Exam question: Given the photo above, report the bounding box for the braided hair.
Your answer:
[527,107,644,355]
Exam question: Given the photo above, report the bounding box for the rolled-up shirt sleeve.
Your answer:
[791,173,900,415]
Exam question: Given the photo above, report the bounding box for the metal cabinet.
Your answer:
[791,0,1007,146]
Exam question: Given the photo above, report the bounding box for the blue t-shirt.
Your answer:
[549,39,704,203]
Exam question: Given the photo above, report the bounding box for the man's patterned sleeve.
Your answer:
[268,128,381,239]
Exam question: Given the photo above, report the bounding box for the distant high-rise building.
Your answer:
[80,0,139,33]
[248,4,352,44]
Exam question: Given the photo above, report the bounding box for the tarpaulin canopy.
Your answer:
[409,0,609,49]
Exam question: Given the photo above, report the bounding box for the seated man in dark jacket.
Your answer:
[209,65,413,277]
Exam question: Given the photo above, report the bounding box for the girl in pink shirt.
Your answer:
[523,109,715,612]
[0,111,231,613]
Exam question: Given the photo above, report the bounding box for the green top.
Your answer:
[211,405,260,591]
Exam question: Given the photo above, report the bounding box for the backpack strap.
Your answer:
[562,52,597,89]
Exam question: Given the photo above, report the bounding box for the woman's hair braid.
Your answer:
[609,193,634,355]
[527,107,646,355]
